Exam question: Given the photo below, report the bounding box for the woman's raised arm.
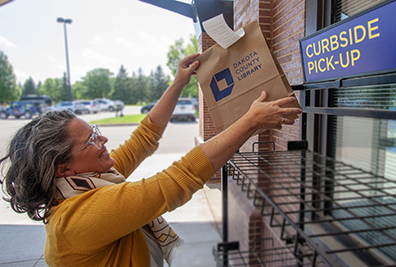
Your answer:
[200,91,302,171]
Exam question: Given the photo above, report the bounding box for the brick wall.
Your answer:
[227,0,305,264]
[195,0,304,156]
[196,0,304,150]
[233,0,261,154]
[195,1,306,262]
[271,0,305,151]
[234,0,304,153]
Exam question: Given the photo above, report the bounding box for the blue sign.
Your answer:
[300,0,396,83]
[210,68,234,101]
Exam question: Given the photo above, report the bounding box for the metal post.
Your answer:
[57,17,73,102]
[221,165,228,265]
[222,165,228,242]
[63,23,72,102]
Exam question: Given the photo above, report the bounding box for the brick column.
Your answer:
[228,0,305,262]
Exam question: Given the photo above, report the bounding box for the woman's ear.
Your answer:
[56,163,75,177]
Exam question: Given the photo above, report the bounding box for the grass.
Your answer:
[88,114,146,125]
[87,103,199,125]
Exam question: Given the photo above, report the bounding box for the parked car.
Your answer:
[1,101,40,119]
[170,98,196,122]
[94,98,115,111]
[20,94,52,106]
[93,100,103,111]
[140,100,158,114]
[48,101,85,114]
[19,95,52,113]
[190,97,199,110]
[74,100,101,114]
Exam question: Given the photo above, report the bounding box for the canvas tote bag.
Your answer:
[196,20,301,133]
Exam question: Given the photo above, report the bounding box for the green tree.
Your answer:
[128,76,139,105]
[167,38,184,78]
[72,81,88,100]
[0,50,19,103]
[36,80,42,91]
[130,68,150,104]
[22,77,36,96]
[111,65,133,104]
[149,65,170,101]
[166,35,198,98]
[82,68,113,99]
[41,77,63,103]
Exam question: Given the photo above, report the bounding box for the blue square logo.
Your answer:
[210,68,234,102]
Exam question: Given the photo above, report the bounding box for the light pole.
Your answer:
[57,17,73,102]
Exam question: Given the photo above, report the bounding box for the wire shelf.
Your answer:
[217,149,396,267]
[213,238,326,267]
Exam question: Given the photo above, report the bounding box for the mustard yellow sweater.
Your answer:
[44,115,215,267]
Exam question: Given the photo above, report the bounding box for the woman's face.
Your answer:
[65,117,115,174]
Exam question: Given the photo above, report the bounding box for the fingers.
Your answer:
[181,53,200,66]
[258,91,268,102]
[179,54,200,74]
[174,54,201,86]
[280,117,295,125]
[274,95,302,118]
[280,107,302,118]
[256,91,301,116]
[275,95,298,107]
[256,91,297,108]
[189,60,200,73]
[187,53,201,61]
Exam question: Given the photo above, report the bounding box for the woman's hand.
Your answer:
[200,92,302,170]
[148,53,200,126]
[173,53,200,87]
[244,91,300,132]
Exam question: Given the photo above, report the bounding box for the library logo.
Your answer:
[210,68,234,101]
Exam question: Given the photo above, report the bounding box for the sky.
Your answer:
[0,0,196,85]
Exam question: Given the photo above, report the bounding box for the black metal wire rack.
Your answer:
[213,238,326,267]
[214,147,396,267]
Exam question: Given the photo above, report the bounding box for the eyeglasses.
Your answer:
[72,125,103,154]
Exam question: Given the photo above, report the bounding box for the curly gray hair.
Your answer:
[0,110,76,222]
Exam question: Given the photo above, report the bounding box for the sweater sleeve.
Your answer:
[50,146,215,253]
[110,115,166,178]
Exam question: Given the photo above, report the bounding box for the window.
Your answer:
[332,84,396,179]
[334,0,388,22]
[301,1,396,263]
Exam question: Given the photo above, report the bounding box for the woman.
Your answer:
[0,54,301,267]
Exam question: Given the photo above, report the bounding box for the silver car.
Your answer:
[74,100,101,114]
[170,98,196,122]
[48,101,85,114]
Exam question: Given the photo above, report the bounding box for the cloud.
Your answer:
[48,55,57,62]
[136,31,154,42]
[0,36,16,48]
[92,36,104,45]
[82,48,118,66]
[13,67,32,83]
[114,37,136,50]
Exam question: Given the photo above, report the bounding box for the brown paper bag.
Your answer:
[196,20,301,133]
